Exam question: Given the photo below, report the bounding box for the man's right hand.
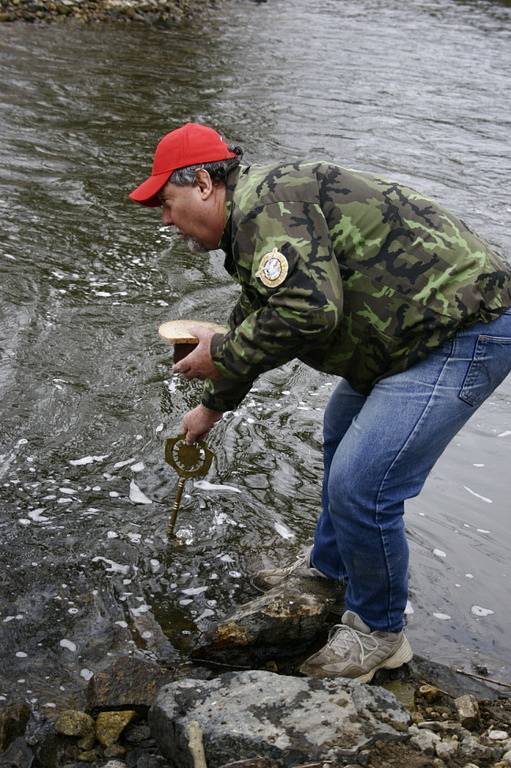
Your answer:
[180,404,223,444]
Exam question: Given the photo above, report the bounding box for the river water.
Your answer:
[1,0,510,708]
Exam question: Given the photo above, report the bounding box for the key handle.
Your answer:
[165,434,213,479]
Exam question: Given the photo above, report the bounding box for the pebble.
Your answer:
[489,730,510,741]
[436,737,459,759]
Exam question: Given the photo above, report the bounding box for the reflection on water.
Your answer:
[0,0,510,706]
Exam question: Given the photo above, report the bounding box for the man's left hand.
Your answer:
[173,325,221,380]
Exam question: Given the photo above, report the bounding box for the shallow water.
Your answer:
[0,0,510,707]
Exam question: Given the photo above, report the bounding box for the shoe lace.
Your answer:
[327,624,378,664]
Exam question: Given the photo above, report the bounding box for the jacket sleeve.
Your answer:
[201,201,343,412]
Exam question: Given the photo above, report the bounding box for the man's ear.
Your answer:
[195,169,214,199]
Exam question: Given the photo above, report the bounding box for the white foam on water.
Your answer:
[433,613,451,620]
[463,486,492,504]
[229,571,241,578]
[212,511,238,527]
[194,480,241,494]
[129,481,152,504]
[80,669,93,681]
[274,522,295,540]
[218,553,235,563]
[476,528,490,534]
[43,703,56,708]
[18,519,30,526]
[115,621,128,628]
[405,601,414,615]
[15,652,28,658]
[497,430,511,438]
[156,423,164,433]
[473,463,485,467]
[433,549,447,559]
[59,639,76,653]
[465,573,474,579]
[113,458,135,469]
[130,604,150,617]
[59,487,77,495]
[471,605,494,617]
[109,491,120,498]
[150,559,160,573]
[179,599,193,606]
[28,509,50,522]
[57,498,72,505]
[128,533,142,544]
[69,454,109,466]
[130,462,145,473]
[92,557,130,575]
[107,531,119,539]
[182,586,208,596]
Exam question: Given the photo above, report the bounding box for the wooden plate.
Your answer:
[158,319,228,345]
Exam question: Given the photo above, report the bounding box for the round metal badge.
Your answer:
[255,247,289,288]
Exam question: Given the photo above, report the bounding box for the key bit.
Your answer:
[165,434,214,538]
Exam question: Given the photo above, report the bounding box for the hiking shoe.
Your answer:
[299,609,413,682]
[252,547,332,591]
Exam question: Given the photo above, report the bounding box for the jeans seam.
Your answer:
[374,349,454,631]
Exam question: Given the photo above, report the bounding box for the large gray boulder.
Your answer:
[150,670,410,767]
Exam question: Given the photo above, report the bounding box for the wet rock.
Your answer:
[55,710,95,739]
[123,723,151,745]
[0,702,31,751]
[96,710,136,747]
[501,750,511,765]
[192,581,343,664]
[24,712,65,768]
[150,670,410,766]
[0,737,34,767]
[455,694,480,730]
[77,749,98,763]
[417,684,443,704]
[87,657,171,715]
[104,744,127,757]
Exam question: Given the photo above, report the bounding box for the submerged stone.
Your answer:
[0,702,31,751]
[150,670,410,767]
[87,657,171,714]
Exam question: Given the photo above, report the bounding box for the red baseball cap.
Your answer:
[129,123,237,207]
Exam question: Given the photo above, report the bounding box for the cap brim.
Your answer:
[129,171,171,207]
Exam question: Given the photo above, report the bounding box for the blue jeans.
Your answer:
[312,308,511,632]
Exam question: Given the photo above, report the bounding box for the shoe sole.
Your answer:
[354,636,414,684]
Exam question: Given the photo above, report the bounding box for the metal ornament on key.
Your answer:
[164,434,214,538]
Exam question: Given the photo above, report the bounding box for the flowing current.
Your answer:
[0,0,510,707]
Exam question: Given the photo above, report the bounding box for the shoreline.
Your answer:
[0,0,220,25]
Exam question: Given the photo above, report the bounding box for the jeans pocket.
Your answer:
[459,334,511,407]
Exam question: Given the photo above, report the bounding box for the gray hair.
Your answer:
[169,145,243,186]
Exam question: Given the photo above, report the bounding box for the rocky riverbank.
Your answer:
[2,576,511,766]
[1,655,511,768]
[0,0,219,25]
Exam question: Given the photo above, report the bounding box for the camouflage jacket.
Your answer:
[201,162,511,412]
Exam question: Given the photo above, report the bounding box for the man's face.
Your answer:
[159,171,226,252]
